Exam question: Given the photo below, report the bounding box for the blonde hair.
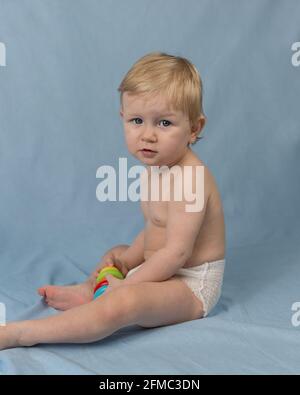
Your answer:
[118,51,205,144]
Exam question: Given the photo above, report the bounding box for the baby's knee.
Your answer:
[106,286,139,324]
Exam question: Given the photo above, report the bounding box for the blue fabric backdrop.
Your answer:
[0,0,299,374]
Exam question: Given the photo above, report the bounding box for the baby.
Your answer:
[0,52,225,350]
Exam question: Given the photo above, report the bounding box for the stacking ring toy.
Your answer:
[94,285,108,299]
[96,266,124,283]
[93,265,124,299]
[94,279,109,293]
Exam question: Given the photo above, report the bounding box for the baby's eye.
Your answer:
[159,120,172,128]
[129,118,172,127]
[130,118,143,125]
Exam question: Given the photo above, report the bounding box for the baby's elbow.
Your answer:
[169,247,191,262]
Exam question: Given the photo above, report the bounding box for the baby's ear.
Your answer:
[193,115,206,132]
[189,117,206,144]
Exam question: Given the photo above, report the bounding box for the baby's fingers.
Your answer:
[104,260,115,268]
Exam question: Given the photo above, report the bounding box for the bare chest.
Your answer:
[141,200,168,227]
[140,186,225,265]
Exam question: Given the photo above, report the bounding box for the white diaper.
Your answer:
[127,258,225,317]
[174,259,225,317]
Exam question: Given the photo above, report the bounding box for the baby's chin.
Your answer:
[133,152,158,165]
[139,157,169,167]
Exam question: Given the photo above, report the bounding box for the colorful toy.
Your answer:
[93,265,124,299]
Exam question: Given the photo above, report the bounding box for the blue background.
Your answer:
[0,0,299,374]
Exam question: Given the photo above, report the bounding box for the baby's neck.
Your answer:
[156,147,195,169]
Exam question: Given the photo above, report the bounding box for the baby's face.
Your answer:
[120,92,193,167]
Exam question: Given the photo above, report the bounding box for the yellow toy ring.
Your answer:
[96,266,124,283]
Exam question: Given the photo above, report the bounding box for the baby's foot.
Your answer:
[37,281,94,311]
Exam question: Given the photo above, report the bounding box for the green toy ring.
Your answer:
[96,266,124,283]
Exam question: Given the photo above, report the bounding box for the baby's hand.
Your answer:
[97,256,129,278]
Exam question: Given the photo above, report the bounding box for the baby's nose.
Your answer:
[141,128,157,142]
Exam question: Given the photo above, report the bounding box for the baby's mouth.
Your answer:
[139,148,158,158]
[140,148,157,153]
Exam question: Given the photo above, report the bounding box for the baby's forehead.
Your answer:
[123,92,180,116]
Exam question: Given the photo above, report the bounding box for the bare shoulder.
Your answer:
[200,162,224,212]
[181,152,214,195]
[183,151,223,210]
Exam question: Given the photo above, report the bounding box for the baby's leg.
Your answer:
[1,285,136,350]
[1,276,203,350]
[37,244,130,310]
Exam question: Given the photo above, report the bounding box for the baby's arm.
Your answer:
[123,176,209,285]
[117,229,145,272]
[89,231,144,282]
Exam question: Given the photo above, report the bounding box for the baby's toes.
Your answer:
[43,286,58,300]
[37,287,47,297]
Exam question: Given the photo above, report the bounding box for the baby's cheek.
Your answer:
[124,133,137,151]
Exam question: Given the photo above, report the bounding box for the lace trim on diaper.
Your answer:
[177,260,225,317]
[200,261,225,316]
